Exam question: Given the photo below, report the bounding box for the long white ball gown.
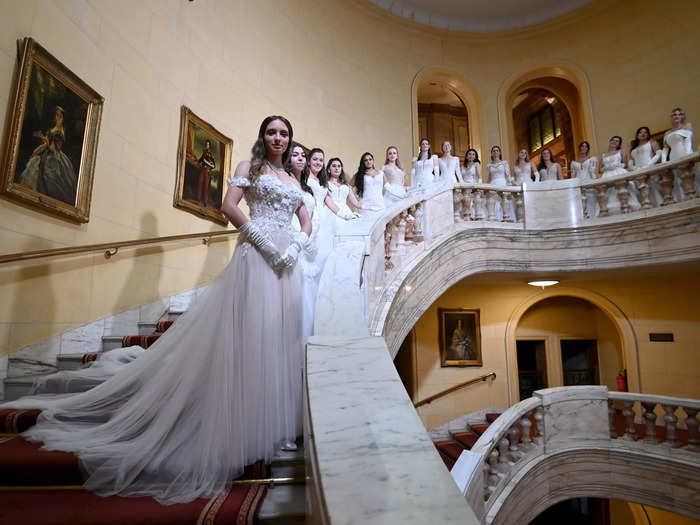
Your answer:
[328,182,354,223]
[630,141,662,206]
[412,155,439,187]
[291,187,321,342]
[307,177,334,275]
[382,164,407,200]
[485,161,514,220]
[664,128,699,201]
[361,173,385,212]
[438,155,462,184]
[599,151,641,215]
[2,173,306,505]
[513,162,537,184]
[571,157,599,218]
[538,163,559,182]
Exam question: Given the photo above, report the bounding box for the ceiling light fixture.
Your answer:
[527,280,559,289]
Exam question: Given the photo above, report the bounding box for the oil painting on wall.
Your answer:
[174,107,232,226]
[0,38,103,222]
[439,308,482,367]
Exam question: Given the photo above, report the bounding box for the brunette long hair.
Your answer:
[326,157,348,185]
[630,127,651,151]
[353,152,374,197]
[285,142,313,195]
[308,147,328,187]
[249,115,293,181]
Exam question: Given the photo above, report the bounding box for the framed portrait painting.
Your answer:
[0,38,104,223]
[438,308,482,367]
[174,106,232,226]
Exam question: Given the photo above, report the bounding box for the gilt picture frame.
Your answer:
[0,37,104,223]
[438,308,482,367]
[174,106,232,226]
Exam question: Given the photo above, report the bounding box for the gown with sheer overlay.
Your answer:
[438,156,461,184]
[382,164,407,200]
[513,163,537,184]
[2,172,307,505]
[600,151,641,215]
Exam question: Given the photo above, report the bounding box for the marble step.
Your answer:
[56,354,88,371]
[101,335,124,352]
[258,484,306,524]
[3,373,43,401]
[137,321,158,335]
[270,446,305,480]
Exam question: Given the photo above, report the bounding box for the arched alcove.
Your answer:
[504,287,639,405]
[411,67,484,164]
[498,63,596,164]
[514,296,624,400]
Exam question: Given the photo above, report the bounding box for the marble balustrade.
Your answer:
[455,386,700,525]
[453,184,524,223]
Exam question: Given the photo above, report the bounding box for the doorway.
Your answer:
[561,339,600,386]
[516,339,547,399]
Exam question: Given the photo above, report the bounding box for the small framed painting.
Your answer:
[173,106,232,226]
[0,37,104,223]
[438,308,482,367]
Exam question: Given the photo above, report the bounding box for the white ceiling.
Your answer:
[369,0,592,32]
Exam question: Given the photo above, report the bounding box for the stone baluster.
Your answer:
[608,399,617,438]
[412,203,424,242]
[520,414,533,450]
[507,423,521,461]
[486,448,501,499]
[497,436,511,473]
[533,406,544,445]
[404,209,415,243]
[622,401,636,441]
[596,184,610,217]
[384,223,393,270]
[474,190,485,220]
[462,188,473,221]
[635,175,652,209]
[685,408,699,451]
[659,170,675,205]
[662,404,679,448]
[615,180,631,214]
[397,212,407,254]
[501,192,513,222]
[514,192,524,223]
[641,402,658,443]
[487,190,498,221]
[679,163,697,200]
[453,189,463,222]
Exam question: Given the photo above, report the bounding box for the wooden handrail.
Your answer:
[413,372,496,408]
[0,229,239,264]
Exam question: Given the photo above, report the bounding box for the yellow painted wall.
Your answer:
[413,270,700,429]
[2,0,699,356]
[610,499,700,525]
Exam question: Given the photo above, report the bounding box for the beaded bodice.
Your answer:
[571,157,597,180]
[383,164,405,186]
[328,182,350,207]
[229,173,303,232]
[601,151,624,173]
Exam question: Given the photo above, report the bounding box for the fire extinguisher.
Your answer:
[616,370,628,392]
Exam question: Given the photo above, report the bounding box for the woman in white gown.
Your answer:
[439,141,462,184]
[513,149,539,184]
[570,141,599,218]
[288,143,322,345]
[412,138,439,187]
[2,116,312,505]
[327,157,362,223]
[629,126,662,206]
[382,146,407,200]
[662,107,698,201]
[353,152,386,212]
[485,145,514,220]
[599,135,641,215]
[537,148,562,181]
[460,149,482,219]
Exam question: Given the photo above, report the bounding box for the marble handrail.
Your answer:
[456,386,700,524]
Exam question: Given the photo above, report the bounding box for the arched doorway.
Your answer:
[514,296,623,400]
[417,83,469,166]
[505,288,639,404]
[411,67,484,165]
[511,86,576,177]
[499,63,595,172]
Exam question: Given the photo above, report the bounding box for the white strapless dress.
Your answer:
[630,141,662,206]
[1,173,306,505]
[461,163,479,184]
[361,173,385,211]
[664,128,699,201]
[600,151,641,215]
[328,182,354,224]
[412,155,438,187]
[485,161,513,220]
[382,164,407,200]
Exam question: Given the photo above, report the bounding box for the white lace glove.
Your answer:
[277,231,309,270]
[239,221,282,270]
[337,208,360,220]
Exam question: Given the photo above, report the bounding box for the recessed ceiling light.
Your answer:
[528,280,559,288]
